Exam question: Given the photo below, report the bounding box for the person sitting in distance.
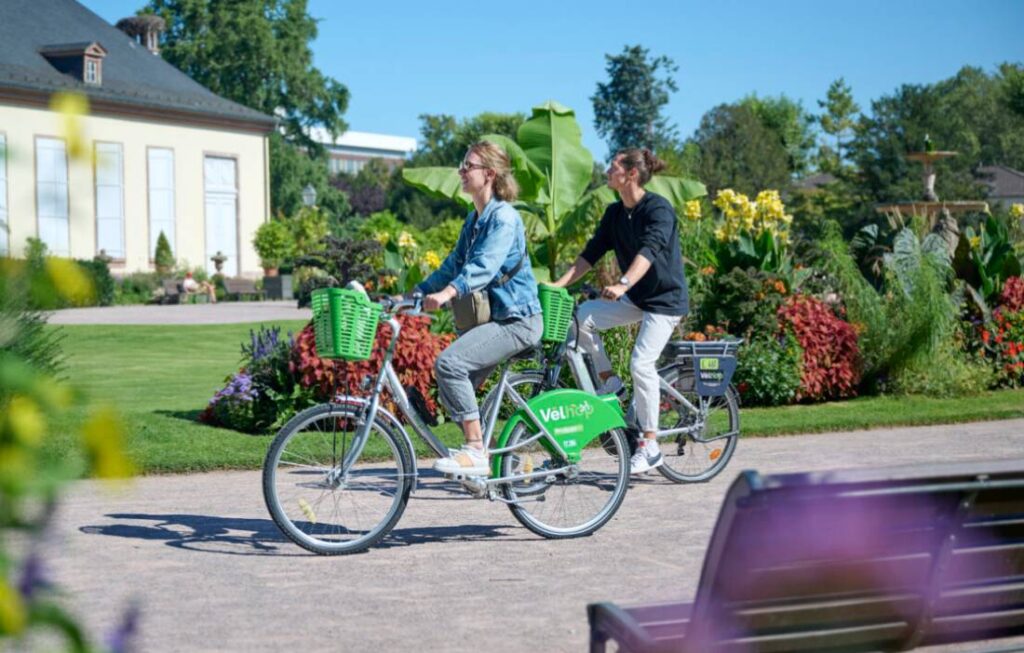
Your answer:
[182,271,217,303]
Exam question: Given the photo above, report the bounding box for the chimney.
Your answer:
[115,15,166,55]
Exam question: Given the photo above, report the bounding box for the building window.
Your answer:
[147,148,175,256]
[36,137,69,256]
[0,134,8,256]
[84,58,100,85]
[95,143,124,259]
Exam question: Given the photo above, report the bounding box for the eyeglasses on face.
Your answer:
[458,161,489,174]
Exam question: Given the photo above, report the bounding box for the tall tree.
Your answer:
[591,45,678,159]
[144,0,351,216]
[741,94,817,176]
[849,65,1024,204]
[816,78,861,171]
[690,103,791,198]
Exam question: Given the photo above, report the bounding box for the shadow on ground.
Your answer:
[80,513,522,556]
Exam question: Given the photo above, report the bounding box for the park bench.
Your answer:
[221,277,264,301]
[159,279,181,305]
[588,458,1024,653]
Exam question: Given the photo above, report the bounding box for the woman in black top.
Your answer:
[549,148,688,474]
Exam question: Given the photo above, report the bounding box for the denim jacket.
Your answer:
[416,198,541,321]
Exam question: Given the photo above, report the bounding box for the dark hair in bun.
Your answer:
[616,147,666,185]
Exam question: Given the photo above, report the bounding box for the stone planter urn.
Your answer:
[210,251,228,274]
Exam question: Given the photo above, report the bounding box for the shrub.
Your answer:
[778,295,861,401]
[154,231,174,276]
[291,315,454,421]
[697,267,790,337]
[252,219,295,270]
[202,326,309,432]
[734,333,804,406]
[77,257,114,306]
[116,272,161,305]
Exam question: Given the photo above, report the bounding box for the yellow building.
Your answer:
[0,0,275,277]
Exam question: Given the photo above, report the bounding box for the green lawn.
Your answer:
[45,322,1024,474]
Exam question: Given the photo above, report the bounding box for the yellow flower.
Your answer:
[397,231,417,249]
[46,257,95,305]
[50,92,90,161]
[81,407,135,480]
[684,199,702,221]
[379,274,398,289]
[0,580,27,635]
[424,250,442,269]
[374,233,390,245]
[969,235,981,250]
[5,396,45,445]
[714,227,727,242]
[1011,203,1024,219]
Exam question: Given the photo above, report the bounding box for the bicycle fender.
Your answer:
[491,389,625,475]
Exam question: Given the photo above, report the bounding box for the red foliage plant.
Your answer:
[291,315,455,419]
[998,276,1024,313]
[777,295,861,401]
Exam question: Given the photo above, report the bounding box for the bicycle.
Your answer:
[481,284,742,484]
[262,283,633,555]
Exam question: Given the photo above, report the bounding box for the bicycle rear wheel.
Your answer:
[262,403,413,555]
[498,423,629,538]
[656,367,739,483]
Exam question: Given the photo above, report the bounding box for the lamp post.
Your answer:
[302,184,317,207]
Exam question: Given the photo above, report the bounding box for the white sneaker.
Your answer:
[433,445,489,476]
[598,375,626,397]
[629,441,663,475]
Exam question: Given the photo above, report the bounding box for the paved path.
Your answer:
[47,301,311,325]
[36,419,1024,652]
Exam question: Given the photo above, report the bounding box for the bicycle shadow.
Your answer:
[79,512,523,556]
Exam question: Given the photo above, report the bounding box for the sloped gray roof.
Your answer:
[977,165,1024,199]
[0,0,275,129]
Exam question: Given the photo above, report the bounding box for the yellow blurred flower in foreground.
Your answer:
[0,580,26,635]
[45,257,95,305]
[49,92,90,161]
[5,395,45,446]
[1011,203,1024,219]
[81,407,135,479]
[424,250,442,268]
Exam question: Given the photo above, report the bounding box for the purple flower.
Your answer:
[209,371,258,406]
[105,601,141,653]
[17,551,51,600]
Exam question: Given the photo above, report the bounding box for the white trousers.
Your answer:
[573,297,682,432]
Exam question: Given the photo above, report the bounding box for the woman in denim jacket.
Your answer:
[416,141,543,476]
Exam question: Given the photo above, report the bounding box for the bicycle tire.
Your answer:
[655,366,739,483]
[498,423,630,539]
[263,403,413,555]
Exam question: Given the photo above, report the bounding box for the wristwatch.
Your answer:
[618,275,631,288]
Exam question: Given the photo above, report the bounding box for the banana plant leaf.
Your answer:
[517,101,593,224]
[644,176,707,208]
[401,167,472,208]
[479,133,547,203]
[557,187,616,241]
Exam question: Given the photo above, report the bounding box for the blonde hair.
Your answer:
[616,148,667,186]
[467,140,519,202]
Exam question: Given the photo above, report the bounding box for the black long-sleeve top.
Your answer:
[580,191,689,316]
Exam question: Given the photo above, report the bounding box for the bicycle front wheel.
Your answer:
[499,423,629,539]
[262,403,413,555]
[656,367,740,483]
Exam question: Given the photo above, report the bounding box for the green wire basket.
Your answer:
[538,284,574,343]
[310,287,382,361]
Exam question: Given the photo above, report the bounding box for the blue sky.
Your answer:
[83,0,1024,160]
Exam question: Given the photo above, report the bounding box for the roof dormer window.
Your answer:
[39,41,108,86]
[84,58,100,85]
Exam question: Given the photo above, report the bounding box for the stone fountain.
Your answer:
[875,138,989,253]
